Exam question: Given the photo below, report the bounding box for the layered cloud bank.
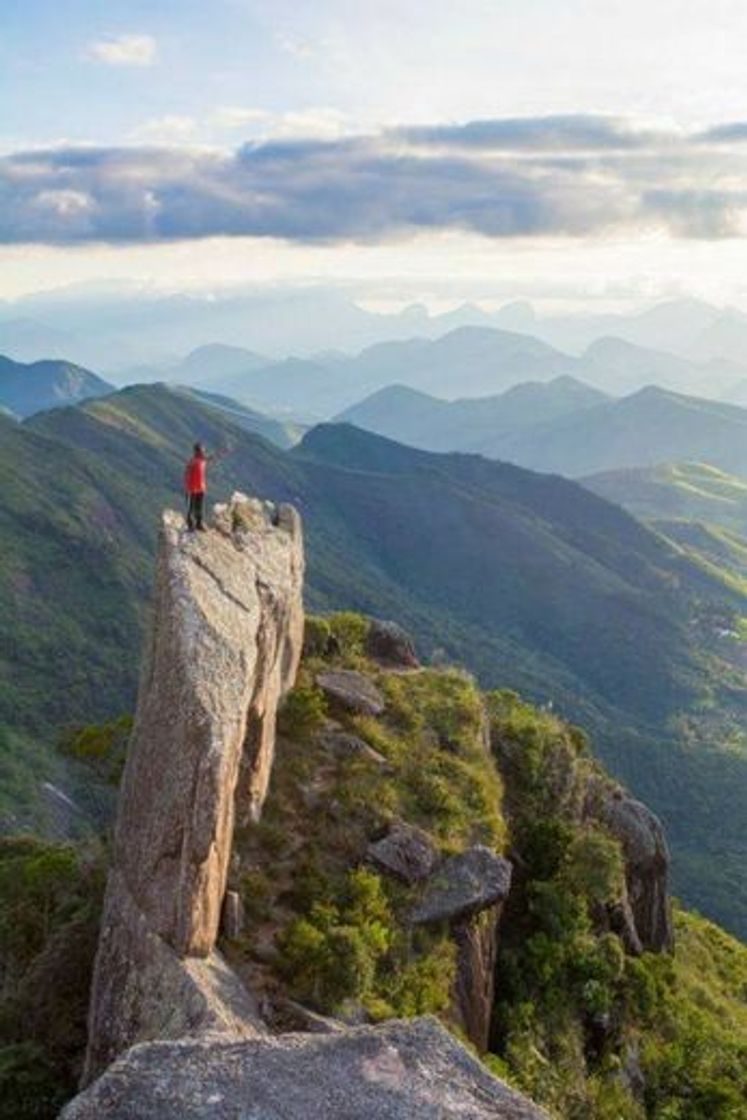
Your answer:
[3,114,747,246]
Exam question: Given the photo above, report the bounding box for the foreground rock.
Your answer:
[63,1018,549,1120]
[82,494,304,1084]
[316,669,386,716]
[412,845,512,925]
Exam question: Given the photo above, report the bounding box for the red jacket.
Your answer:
[184,454,207,495]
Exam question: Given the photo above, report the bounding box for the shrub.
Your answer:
[277,686,327,740]
[563,829,625,908]
[327,612,369,657]
[303,616,332,659]
[278,868,392,1012]
[59,715,132,786]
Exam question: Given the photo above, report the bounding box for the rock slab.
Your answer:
[365,619,419,668]
[63,1017,549,1120]
[317,669,386,716]
[368,821,438,884]
[83,494,304,1084]
[412,845,512,925]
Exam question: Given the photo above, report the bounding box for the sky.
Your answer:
[4,0,747,311]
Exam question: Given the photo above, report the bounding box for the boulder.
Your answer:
[61,1017,549,1120]
[365,619,419,668]
[367,822,438,884]
[316,670,386,716]
[82,494,304,1084]
[316,727,387,765]
[592,787,674,953]
[412,846,512,925]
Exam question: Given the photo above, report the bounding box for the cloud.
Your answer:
[396,115,668,151]
[129,116,197,143]
[85,34,157,67]
[2,115,747,246]
[696,122,747,144]
[211,107,272,131]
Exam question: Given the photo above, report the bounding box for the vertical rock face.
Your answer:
[83,494,304,1084]
[595,789,674,953]
[451,909,501,1052]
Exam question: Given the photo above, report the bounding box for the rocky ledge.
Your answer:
[64,1017,549,1120]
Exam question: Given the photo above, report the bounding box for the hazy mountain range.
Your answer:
[4,286,747,379]
[103,328,747,423]
[342,380,747,478]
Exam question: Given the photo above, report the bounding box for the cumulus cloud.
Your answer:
[2,115,747,246]
[85,33,157,67]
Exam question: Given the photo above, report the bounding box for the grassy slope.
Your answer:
[495,388,747,478]
[228,634,747,1120]
[3,386,747,934]
[2,654,745,1118]
[584,462,747,532]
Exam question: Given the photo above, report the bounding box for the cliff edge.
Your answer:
[82,494,305,1084]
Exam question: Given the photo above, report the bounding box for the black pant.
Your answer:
[187,492,205,529]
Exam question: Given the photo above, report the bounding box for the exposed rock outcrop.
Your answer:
[365,619,420,668]
[589,784,674,953]
[452,909,501,1052]
[63,1018,550,1120]
[412,845,512,925]
[82,495,304,1084]
[495,720,674,956]
[367,821,438,884]
[316,725,388,765]
[411,845,512,1052]
[316,669,386,716]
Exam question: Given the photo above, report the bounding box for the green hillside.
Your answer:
[495,387,747,478]
[1,635,745,1119]
[585,462,747,533]
[3,386,747,935]
[0,356,112,419]
[342,383,747,479]
[338,376,608,454]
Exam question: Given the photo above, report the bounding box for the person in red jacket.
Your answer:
[184,443,210,531]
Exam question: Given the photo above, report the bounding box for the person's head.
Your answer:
[193,442,206,459]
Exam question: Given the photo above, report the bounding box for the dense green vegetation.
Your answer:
[230,627,747,1119]
[1,621,745,1118]
[489,691,747,1118]
[3,385,747,935]
[233,613,504,1021]
[0,837,104,1119]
